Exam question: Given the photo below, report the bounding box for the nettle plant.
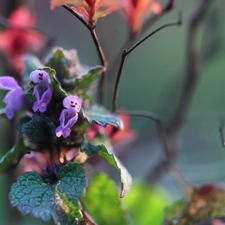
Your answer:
[0,0,181,225]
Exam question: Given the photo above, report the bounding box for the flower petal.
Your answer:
[0,76,21,90]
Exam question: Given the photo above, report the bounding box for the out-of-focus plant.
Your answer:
[0,0,223,225]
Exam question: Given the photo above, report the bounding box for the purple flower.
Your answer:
[56,95,82,138]
[55,108,78,138]
[0,76,24,119]
[63,95,82,112]
[30,70,52,113]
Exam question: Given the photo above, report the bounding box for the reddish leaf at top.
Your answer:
[0,7,45,76]
[118,0,162,35]
[50,0,119,28]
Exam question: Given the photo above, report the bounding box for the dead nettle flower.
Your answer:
[56,95,82,138]
[0,76,24,119]
[30,70,52,113]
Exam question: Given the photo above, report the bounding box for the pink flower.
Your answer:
[0,7,45,75]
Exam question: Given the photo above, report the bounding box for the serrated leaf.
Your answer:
[67,66,103,89]
[22,54,43,80]
[45,48,70,80]
[81,173,129,225]
[57,163,86,199]
[9,163,86,224]
[0,136,27,174]
[82,105,123,129]
[9,172,54,222]
[81,141,132,198]
[17,116,56,143]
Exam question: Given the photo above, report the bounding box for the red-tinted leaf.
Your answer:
[50,0,119,27]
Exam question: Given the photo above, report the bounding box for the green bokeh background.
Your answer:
[1,0,225,224]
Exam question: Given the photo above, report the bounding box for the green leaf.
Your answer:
[81,173,129,225]
[123,183,170,225]
[57,163,86,199]
[22,54,43,80]
[0,136,27,174]
[9,172,54,222]
[67,66,103,90]
[82,105,123,129]
[81,140,132,198]
[9,163,86,224]
[45,48,70,80]
[17,116,56,143]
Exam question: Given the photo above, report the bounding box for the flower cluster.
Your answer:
[0,69,82,140]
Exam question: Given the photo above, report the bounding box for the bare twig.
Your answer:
[219,118,225,147]
[146,0,212,183]
[116,111,191,187]
[63,5,107,104]
[108,0,175,74]
[112,16,182,112]
[141,0,175,37]
[167,0,212,133]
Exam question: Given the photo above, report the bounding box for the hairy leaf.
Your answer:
[9,163,86,224]
[82,105,123,129]
[81,173,129,225]
[45,48,70,81]
[81,141,132,198]
[9,172,54,222]
[17,116,56,143]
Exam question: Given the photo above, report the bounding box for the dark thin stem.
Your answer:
[146,0,212,183]
[63,5,107,104]
[127,14,182,55]
[90,29,107,103]
[62,5,90,29]
[112,17,182,112]
[141,0,175,36]
[166,0,212,133]
[0,15,55,46]
[116,111,191,187]
[108,0,175,75]
[219,127,225,147]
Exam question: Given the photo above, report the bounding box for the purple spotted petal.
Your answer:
[30,70,51,84]
[56,108,78,138]
[63,95,82,112]
[0,76,24,119]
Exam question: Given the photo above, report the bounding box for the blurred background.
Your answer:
[1,0,225,224]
